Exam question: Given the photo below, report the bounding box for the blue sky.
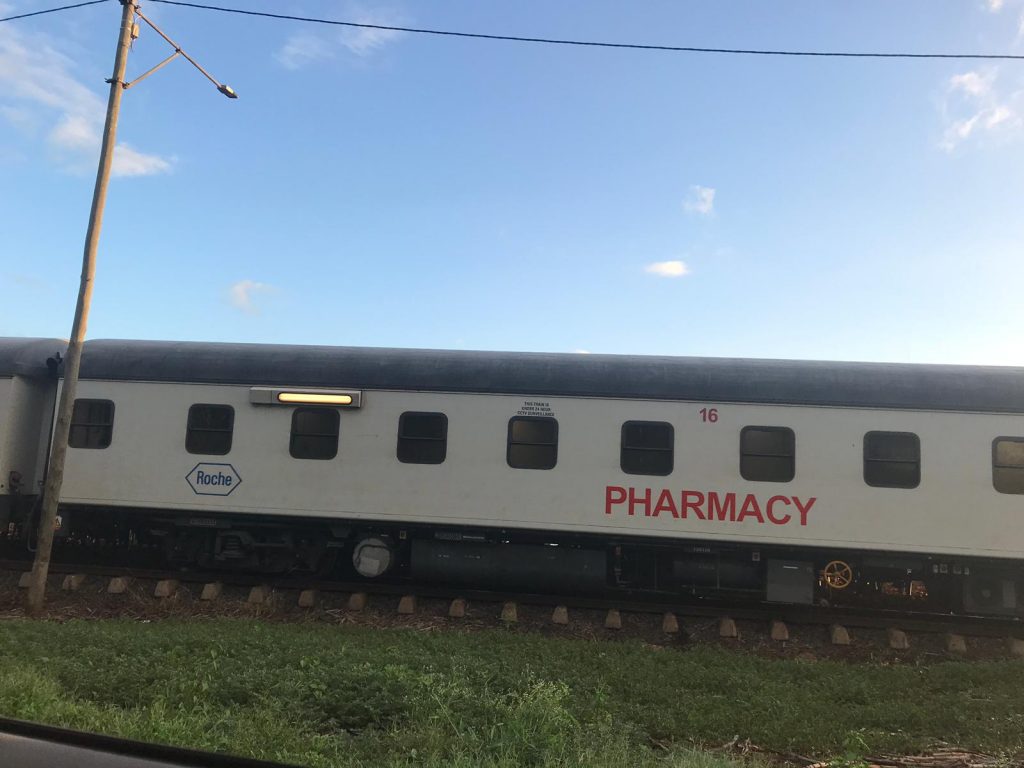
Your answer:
[2,0,1023,365]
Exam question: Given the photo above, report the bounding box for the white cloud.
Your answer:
[274,5,407,69]
[939,68,1024,151]
[949,70,995,98]
[49,113,95,151]
[572,349,591,354]
[986,104,1014,128]
[229,279,273,314]
[0,19,171,175]
[339,20,404,57]
[0,104,37,133]
[682,185,715,215]
[113,144,173,177]
[987,0,1005,11]
[46,115,172,177]
[275,34,335,71]
[645,260,690,278]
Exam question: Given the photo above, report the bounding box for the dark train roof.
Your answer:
[54,338,1024,414]
[0,338,65,379]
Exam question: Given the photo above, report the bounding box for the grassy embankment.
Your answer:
[0,619,1022,767]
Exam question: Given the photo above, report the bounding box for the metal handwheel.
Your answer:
[822,560,854,590]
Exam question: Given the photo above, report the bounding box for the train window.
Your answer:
[68,399,114,449]
[740,426,795,482]
[992,437,1024,494]
[289,407,339,460]
[507,416,558,470]
[186,404,234,455]
[621,421,674,476]
[397,412,448,464]
[863,431,920,489]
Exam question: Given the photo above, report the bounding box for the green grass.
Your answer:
[0,619,1022,766]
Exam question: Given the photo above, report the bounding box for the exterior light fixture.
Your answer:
[277,392,353,405]
[249,387,363,408]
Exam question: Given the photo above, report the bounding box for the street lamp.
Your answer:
[124,5,239,99]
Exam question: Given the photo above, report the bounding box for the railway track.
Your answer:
[2,559,1022,655]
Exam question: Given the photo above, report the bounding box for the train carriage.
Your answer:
[0,339,62,530]
[4,337,1024,616]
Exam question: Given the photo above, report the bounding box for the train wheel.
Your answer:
[822,560,854,590]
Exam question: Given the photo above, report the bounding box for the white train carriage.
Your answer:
[20,339,1024,614]
[0,339,62,529]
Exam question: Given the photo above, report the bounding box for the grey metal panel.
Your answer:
[69,338,1024,414]
[766,559,815,604]
[0,338,65,379]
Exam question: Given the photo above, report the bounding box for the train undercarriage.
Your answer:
[3,500,1022,619]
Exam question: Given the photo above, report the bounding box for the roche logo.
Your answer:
[186,463,241,496]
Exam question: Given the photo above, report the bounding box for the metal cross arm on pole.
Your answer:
[123,50,181,90]
[133,5,238,97]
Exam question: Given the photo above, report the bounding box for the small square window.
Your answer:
[864,431,920,489]
[993,437,1024,494]
[290,408,339,460]
[621,421,674,476]
[68,399,114,449]
[740,426,794,482]
[507,416,557,470]
[186,404,234,455]
[397,412,447,464]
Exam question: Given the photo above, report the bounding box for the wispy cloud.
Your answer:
[275,5,407,70]
[339,17,405,57]
[645,260,690,278]
[114,144,173,177]
[0,19,171,175]
[683,185,715,215]
[276,33,335,71]
[0,104,36,133]
[939,68,1023,151]
[987,0,1005,11]
[11,273,48,290]
[49,113,95,151]
[949,70,994,97]
[229,279,273,314]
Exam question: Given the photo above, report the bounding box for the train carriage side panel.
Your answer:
[0,339,62,527]
[56,377,1024,561]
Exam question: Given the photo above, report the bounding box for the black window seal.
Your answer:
[620,420,674,476]
[992,436,1024,495]
[289,407,340,460]
[397,411,448,465]
[506,415,558,470]
[69,398,115,449]
[185,403,235,456]
[739,425,795,483]
[863,430,920,489]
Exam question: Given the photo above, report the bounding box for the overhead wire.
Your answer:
[0,0,109,24]
[4,0,1024,62]
[148,0,1024,61]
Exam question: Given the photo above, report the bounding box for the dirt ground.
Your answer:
[0,569,1019,664]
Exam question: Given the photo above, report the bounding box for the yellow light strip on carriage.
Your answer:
[277,392,354,405]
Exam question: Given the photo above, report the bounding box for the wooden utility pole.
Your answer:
[26,0,137,616]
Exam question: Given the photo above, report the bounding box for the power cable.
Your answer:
[149,0,1024,61]
[0,0,109,23]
